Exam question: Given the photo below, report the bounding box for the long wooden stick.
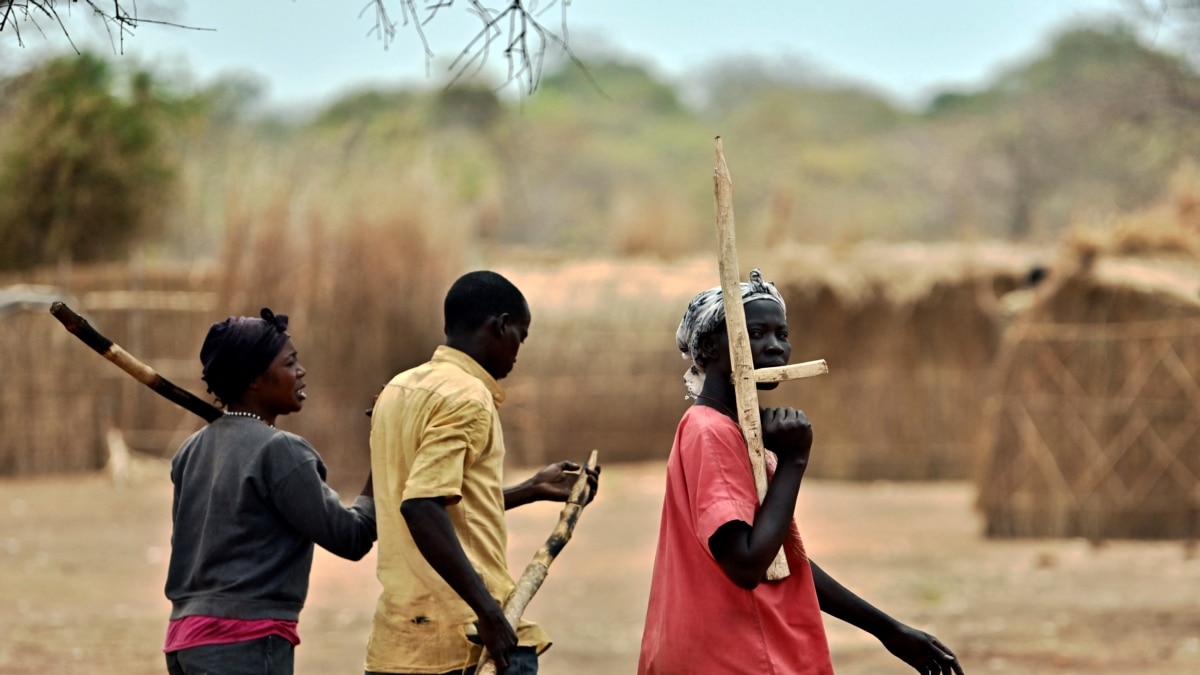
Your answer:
[476,450,600,675]
[713,137,792,580]
[49,301,223,422]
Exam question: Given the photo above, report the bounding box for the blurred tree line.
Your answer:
[1,19,1199,271]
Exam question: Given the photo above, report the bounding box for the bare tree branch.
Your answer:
[362,0,440,77]
[376,0,594,96]
[0,1,210,52]
[2,1,593,97]
[3,0,138,51]
[1127,0,1200,44]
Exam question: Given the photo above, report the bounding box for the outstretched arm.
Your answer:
[400,497,517,672]
[503,460,601,509]
[271,452,375,561]
[810,560,964,674]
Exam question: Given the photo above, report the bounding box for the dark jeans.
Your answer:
[166,635,295,675]
[365,645,538,675]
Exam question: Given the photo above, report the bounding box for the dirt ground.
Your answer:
[2,462,1199,675]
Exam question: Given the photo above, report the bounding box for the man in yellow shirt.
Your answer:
[365,270,600,675]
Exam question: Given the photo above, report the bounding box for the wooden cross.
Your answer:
[713,137,829,580]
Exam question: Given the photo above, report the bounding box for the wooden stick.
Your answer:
[476,450,600,675]
[713,137,791,580]
[754,360,829,384]
[49,301,223,423]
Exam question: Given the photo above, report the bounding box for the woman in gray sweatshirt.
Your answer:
[164,308,376,675]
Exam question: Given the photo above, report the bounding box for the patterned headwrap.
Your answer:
[200,308,291,405]
[675,269,786,398]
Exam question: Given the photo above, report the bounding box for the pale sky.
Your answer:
[4,0,1154,108]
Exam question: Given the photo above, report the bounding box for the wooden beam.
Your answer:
[713,137,791,580]
[754,359,829,384]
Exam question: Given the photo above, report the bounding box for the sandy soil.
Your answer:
[2,462,1199,674]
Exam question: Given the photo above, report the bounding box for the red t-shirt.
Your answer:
[638,405,833,675]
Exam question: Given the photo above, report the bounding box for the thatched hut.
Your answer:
[761,242,1042,480]
[499,242,1044,478]
[977,254,1200,540]
[497,257,713,468]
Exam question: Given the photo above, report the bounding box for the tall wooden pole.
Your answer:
[714,137,830,580]
[713,137,791,580]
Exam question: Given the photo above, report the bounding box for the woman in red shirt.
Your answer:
[638,270,964,675]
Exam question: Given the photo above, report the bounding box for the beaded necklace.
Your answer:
[224,410,275,428]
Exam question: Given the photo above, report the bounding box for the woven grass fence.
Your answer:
[4,243,1042,482]
[0,265,223,476]
[977,260,1200,540]
[0,304,104,475]
[0,245,450,492]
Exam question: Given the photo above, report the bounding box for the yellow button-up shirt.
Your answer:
[365,345,550,674]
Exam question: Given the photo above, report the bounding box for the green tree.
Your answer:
[926,23,1200,239]
[0,52,175,269]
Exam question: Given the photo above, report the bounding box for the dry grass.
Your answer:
[187,141,474,483]
[1064,160,1200,263]
[0,139,471,486]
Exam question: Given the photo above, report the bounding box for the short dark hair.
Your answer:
[444,271,527,334]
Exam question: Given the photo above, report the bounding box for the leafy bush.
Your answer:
[0,53,174,270]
